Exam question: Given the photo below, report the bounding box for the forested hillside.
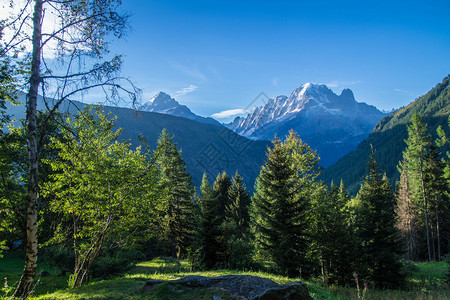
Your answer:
[321,75,450,195]
[5,94,270,190]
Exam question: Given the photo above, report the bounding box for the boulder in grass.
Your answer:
[145,275,312,300]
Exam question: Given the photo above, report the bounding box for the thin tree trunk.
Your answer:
[420,168,432,262]
[435,203,441,260]
[13,0,43,297]
[430,222,436,261]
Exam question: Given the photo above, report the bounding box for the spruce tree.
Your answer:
[356,149,404,289]
[400,113,432,261]
[197,173,222,269]
[155,129,194,258]
[213,172,232,223]
[209,172,232,266]
[424,144,449,260]
[312,182,354,285]
[252,137,308,277]
[223,171,253,269]
[226,171,251,236]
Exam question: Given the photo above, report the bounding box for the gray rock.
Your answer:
[144,275,311,300]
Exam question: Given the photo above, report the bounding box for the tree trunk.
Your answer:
[420,168,432,262]
[13,0,43,297]
[435,203,441,260]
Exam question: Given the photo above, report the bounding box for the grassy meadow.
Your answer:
[0,254,448,299]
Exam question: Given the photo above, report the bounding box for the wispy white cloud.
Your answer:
[176,84,198,96]
[325,80,362,88]
[211,108,248,119]
[169,61,208,82]
[393,88,417,97]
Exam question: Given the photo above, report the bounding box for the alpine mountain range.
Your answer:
[139,83,388,167]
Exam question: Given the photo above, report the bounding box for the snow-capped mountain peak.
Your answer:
[227,83,387,166]
[139,92,222,127]
[140,92,180,112]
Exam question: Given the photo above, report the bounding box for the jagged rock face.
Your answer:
[227,83,387,166]
[139,92,221,126]
[145,275,312,300]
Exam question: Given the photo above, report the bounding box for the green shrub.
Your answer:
[400,259,419,277]
[91,249,145,278]
[40,246,75,273]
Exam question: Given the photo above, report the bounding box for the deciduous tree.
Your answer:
[43,108,159,287]
[1,1,137,295]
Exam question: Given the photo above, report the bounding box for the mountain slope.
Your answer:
[108,107,269,189]
[139,92,221,126]
[5,94,268,190]
[228,83,387,167]
[321,75,450,195]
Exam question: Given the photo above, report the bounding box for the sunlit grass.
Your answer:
[1,254,448,299]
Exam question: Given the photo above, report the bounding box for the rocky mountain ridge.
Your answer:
[227,83,387,166]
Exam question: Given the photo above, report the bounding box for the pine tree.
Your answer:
[312,182,354,285]
[356,149,405,289]
[424,144,449,260]
[226,171,251,236]
[400,113,433,261]
[436,115,450,258]
[213,172,232,224]
[155,129,194,258]
[252,137,309,277]
[223,171,253,269]
[197,173,222,269]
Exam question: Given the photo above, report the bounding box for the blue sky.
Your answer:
[111,0,450,121]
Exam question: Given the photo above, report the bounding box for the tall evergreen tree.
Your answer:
[197,173,222,269]
[424,144,449,260]
[312,182,354,285]
[209,172,231,266]
[252,136,309,277]
[399,113,433,261]
[226,171,251,236]
[356,149,405,289]
[213,172,232,223]
[155,129,194,258]
[223,171,253,269]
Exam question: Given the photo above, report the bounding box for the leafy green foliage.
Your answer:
[43,107,161,287]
